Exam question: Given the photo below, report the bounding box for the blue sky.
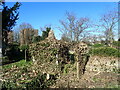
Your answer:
[6,2,117,40]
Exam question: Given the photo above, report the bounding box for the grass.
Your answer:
[2,59,32,70]
[92,43,105,48]
[105,84,120,89]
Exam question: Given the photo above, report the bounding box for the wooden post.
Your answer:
[77,60,80,79]
[76,54,80,79]
[25,49,26,62]
[25,43,27,62]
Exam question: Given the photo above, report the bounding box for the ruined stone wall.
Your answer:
[28,30,90,77]
[85,56,119,72]
[28,39,70,74]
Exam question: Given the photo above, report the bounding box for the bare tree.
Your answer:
[19,22,33,31]
[61,33,71,42]
[14,31,20,44]
[13,26,20,44]
[59,12,90,42]
[40,24,51,32]
[19,22,35,45]
[99,10,119,46]
[19,22,38,61]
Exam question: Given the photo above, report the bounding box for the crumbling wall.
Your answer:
[28,39,70,74]
[28,30,89,78]
[85,56,119,72]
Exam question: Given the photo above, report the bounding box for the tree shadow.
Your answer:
[2,44,25,65]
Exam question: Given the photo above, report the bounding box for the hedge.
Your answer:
[89,47,120,57]
[92,43,105,48]
[112,41,120,47]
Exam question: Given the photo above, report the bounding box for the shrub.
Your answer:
[19,45,29,51]
[92,43,105,48]
[112,41,120,47]
[2,73,56,89]
[32,36,42,43]
[89,47,120,57]
[2,56,9,65]
[63,64,73,74]
[30,73,55,88]
[2,44,23,64]
[2,80,18,89]
[40,42,50,47]
[25,73,56,89]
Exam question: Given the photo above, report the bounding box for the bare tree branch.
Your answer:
[59,12,90,42]
[98,10,118,45]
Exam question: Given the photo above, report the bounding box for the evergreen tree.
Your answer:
[32,36,42,43]
[2,2,21,45]
[41,27,51,40]
[2,2,21,55]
